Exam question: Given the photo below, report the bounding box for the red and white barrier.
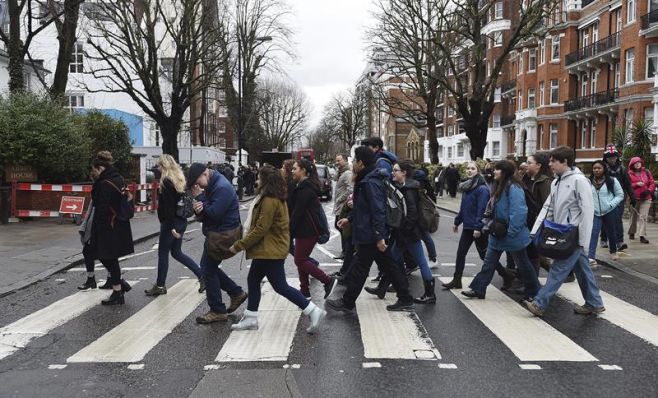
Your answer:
[16,183,93,192]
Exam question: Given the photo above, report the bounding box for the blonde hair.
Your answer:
[157,154,186,193]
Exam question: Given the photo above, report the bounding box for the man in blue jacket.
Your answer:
[325,146,414,313]
[188,163,248,324]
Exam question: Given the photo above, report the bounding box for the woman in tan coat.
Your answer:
[229,165,326,333]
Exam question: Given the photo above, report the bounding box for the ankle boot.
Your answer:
[303,302,326,334]
[414,279,436,304]
[101,290,125,305]
[120,279,132,292]
[231,309,259,331]
[441,277,462,290]
[78,276,97,290]
[364,276,389,299]
[98,277,112,290]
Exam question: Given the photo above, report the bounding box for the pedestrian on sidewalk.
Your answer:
[333,153,353,264]
[88,151,134,305]
[462,160,540,300]
[229,165,326,333]
[188,164,248,324]
[588,160,623,264]
[145,155,205,297]
[628,157,655,244]
[289,159,337,299]
[445,164,460,198]
[325,146,414,313]
[601,145,635,251]
[443,161,514,290]
[434,166,446,199]
[524,146,605,317]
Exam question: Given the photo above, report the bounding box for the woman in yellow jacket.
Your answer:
[229,165,326,333]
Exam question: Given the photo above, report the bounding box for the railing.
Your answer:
[501,115,516,126]
[564,88,618,112]
[641,9,658,30]
[501,79,516,93]
[565,32,621,66]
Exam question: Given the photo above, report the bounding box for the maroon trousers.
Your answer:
[294,236,331,294]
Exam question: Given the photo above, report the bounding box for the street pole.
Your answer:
[238,40,242,167]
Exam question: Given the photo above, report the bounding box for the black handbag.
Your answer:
[533,188,579,259]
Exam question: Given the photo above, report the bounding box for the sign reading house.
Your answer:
[5,165,38,182]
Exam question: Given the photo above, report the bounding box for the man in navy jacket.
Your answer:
[325,146,414,313]
[188,164,247,324]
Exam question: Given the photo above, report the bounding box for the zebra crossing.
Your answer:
[1,276,657,371]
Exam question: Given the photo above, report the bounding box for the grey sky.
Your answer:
[283,0,377,128]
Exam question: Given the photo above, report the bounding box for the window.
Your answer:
[528,88,536,109]
[539,81,545,106]
[519,53,524,73]
[517,90,523,110]
[624,108,635,129]
[625,48,635,83]
[492,141,501,157]
[65,94,85,110]
[592,23,599,43]
[437,127,444,137]
[539,40,545,65]
[614,62,621,88]
[448,106,455,117]
[528,49,536,71]
[495,2,503,19]
[551,36,560,61]
[538,125,544,150]
[69,41,83,73]
[457,143,464,157]
[644,107,654,126]
[590,70,597,94]
[493,113,501,128]
[647,44,658,79]
[581,74,588,96]
[582,31,589,49]
[627,0,636,23]
[438,145,444,157]
[590,118,597,148]
[447,147,453,159]
[447,125,454,136]
[550,124,558,148]
[550,80,559,104]
[494,31,503,46]
[616,10,622,33]
[581,121,588,149]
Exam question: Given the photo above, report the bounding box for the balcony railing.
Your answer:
[565,32,621,66]
[564,89,618,112]
[501,115,516,126]
[641,9,658,30]
[501,79,516,93]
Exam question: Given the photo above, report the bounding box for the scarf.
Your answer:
[243,195,262,238]
[459,175,484,193]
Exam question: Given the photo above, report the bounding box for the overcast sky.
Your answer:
[281,0,377,129]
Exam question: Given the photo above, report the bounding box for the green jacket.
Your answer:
[234,196,290,260]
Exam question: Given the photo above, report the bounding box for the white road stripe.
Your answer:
[554,282,658,347]
[0,281,140,361]
[440,277,597,362]
[314,244,337,259]
[440,263,476,267]
[216,279,301,362]
[355,294,441,360]
[67,280,204,363]
[67,266,156,272]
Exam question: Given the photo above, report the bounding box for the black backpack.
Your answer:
[104,180,134,222]
[418,189,440,233]
[176,190,195,219]
[383,179,407,229]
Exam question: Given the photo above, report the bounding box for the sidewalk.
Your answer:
[0,195,256,298]
[436,193,658,284]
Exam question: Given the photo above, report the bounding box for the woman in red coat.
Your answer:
[628,157,655,244]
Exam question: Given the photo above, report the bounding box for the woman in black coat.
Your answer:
[89,151,135,305]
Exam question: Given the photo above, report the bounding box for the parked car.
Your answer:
[315,164,332,201]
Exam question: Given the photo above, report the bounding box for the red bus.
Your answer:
[296,148,315,163]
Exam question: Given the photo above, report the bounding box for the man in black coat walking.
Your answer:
[445,163,460,198]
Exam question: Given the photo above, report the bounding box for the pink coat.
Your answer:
[628,157,655,201]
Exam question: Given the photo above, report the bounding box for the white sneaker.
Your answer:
[231,309,258,331]
[430,260,439,269]
[303,302,326,334]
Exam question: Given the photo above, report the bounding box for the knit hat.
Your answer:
[186,163,207,188]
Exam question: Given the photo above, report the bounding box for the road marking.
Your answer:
[314,244,337,259]
[319,263,342,267]
[355,293,441,360]
[0,281,140,361]
[127,364,144,370]
[440,277,597,362]
[554,282,658,347]
[185,228,200,234]
[438,363,458,369]
[598,364,623,370]
[48,364,67,370]
[204,364,220,370]
[216,279,302,362]
[362,362,382,368]
[55,279,66,282]
[439,263,476,267]
[119,250,155,261]
[519,364,542,370]
[67,280,204,363]
[600,275,613,279]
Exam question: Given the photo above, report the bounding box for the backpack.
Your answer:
[522,185,539,229]
[383,179,407,229]
[104,180,134,222]
[308,201,330,244]
[418,189,440,233]
[176,190,195,219]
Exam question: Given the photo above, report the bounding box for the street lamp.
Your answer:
[238,35,273,166]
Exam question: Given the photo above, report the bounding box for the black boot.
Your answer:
[441,277,462,290]
[120,279,132,292]
[414,279,436,304]
[101,290,125,305]
[98,276,112,290]
[77,277,97,290]
[364,276,389,299]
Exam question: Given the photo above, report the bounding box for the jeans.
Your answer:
[246,259,309,311]
[343,243,412,308]
[200,243,243,313]
[289,240,319,266]
[157,222,202,287]
[454,229,487,278]
[421,230,437,261]
[469,246,540,297]
[601,201,625,245]
[294,236,331,295]
[533,247,604,311]
[588,213,618,259]
[392,240,433,281]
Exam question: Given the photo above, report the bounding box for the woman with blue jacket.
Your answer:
[589,160,623,263]
[442,161,514,290]
[462,160,540,299]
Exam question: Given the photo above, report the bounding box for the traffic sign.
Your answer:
[59,196,85,215]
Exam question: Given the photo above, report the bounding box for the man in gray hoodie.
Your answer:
[524,146,605,317]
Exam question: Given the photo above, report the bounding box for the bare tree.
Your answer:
[321,88,368,151]
[82,0,224,161]
[256,77,310,151]
[306,122,337,163]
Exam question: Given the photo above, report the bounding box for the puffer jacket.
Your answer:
[289,178,322,239]
[628,157,655,202]
[349,167,389,245]
[592,178,623,216]
[488,183,530,252]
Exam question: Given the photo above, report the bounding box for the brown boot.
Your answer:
[227,291,248,314]
[196,311,228,324]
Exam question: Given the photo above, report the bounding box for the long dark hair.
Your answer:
[296,159,321,191]
[590,160,615,192]
[529,152,551,177]
[257,165,287,201]
[492,160,521,200]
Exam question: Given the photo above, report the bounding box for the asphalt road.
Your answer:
[0,202,656,398]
